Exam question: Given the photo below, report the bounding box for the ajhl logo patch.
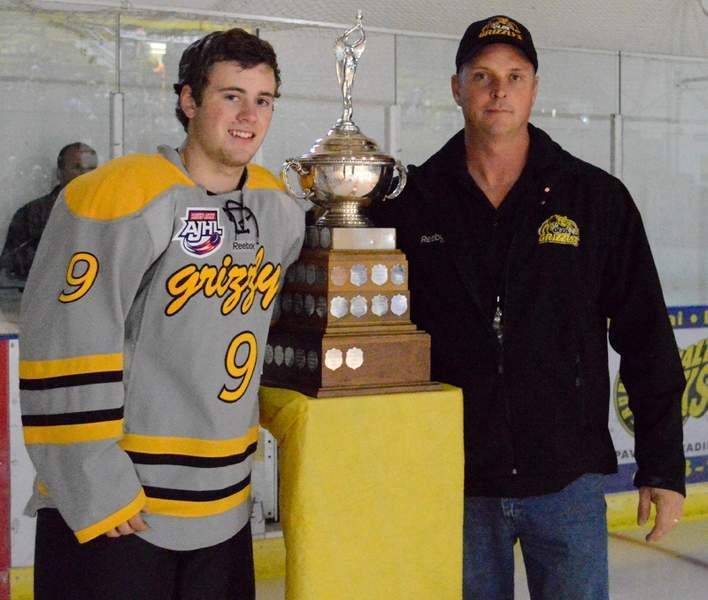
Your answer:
[174,208,224,258]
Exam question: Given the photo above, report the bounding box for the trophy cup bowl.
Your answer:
[281,125,406,228]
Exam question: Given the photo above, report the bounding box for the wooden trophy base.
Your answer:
[263,326,440,398]
[263,227,440,398]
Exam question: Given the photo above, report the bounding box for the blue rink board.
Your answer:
[604,453,708,494]
[607,305,707,494]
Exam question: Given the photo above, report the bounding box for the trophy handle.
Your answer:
[384,160,407,200]
[281,159,313,200]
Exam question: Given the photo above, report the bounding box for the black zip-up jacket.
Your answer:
[0,186,60,281]
[372,125,686,497]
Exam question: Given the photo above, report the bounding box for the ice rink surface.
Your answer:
[256,519,708,599]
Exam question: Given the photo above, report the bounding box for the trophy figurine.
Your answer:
[335,11,365,128]
[264,12,436,397]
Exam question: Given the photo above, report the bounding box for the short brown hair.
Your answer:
[173,28,281,131]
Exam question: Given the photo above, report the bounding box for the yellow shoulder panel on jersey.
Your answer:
[64,154,195,220]
[245,163,286,191]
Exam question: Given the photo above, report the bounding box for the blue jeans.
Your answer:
[463,473,608,600]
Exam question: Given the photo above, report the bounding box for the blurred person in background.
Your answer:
[0,142,97,281]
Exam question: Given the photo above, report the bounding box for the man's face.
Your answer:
[180,61,277,172]
[451,43,538,140]
[58,148,97,188]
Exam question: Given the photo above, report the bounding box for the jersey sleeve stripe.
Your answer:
[74,489,147,544]
[144,483,251,518]
[125,441,257,468]
[20,353,123,379]
[22,407,124,427]
[20,371,123,390]
[23,419,124,445]
[119,424,259,458]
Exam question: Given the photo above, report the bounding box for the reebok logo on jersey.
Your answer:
[174,208,224,258]
[223,199,260,253]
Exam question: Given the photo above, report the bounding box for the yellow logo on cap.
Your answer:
[538,215,580,247]
[479,17,524,41]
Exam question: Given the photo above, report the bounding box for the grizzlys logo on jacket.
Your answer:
[174,208,224,258]
[223,199,259,253]
[537,214,580,247]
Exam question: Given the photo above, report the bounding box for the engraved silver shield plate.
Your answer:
[391,264,405,285]
[330,296,348,319]
[284,347,295,368]
[316,266,327,286]
[295,348,306,369]
[350,295,368,318]
[325,348,343,370]
[306,227,318,249]
[306,264,316,285]
[371,294,388,316]
[296,263,307,283]
[350,264,367,286]
[330,266,347,286]
[305,294,315,316]
[316,296,327,318]
[293,293,304,315]
[319,227,332,249]
[281,292,293,313]
[391,294,408,316]
[371,264,388,286]
[345,347,364,370]
[286,265,297,283]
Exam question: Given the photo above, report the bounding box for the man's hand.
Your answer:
[105,513,149,538]
[637,486,684,543]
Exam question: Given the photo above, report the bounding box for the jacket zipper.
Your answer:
[495,184,540,477]
[492,295,503,351]
[493,293,517,476]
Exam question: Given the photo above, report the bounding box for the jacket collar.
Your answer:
[410,123,569,319]
[414,123,565,188]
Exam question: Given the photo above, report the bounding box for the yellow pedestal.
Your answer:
[260,384,464,600]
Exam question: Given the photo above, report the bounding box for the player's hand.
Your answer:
[105,513,149,538]
[637,486,684,543]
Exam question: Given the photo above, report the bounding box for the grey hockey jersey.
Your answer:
[19,145,307,550]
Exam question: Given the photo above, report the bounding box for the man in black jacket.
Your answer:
[372,15,685,600]
[0,142,97,281]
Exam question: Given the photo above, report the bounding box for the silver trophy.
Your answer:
[281,11,406,227]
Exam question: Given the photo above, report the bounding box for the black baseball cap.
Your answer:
[455,15,538,72]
